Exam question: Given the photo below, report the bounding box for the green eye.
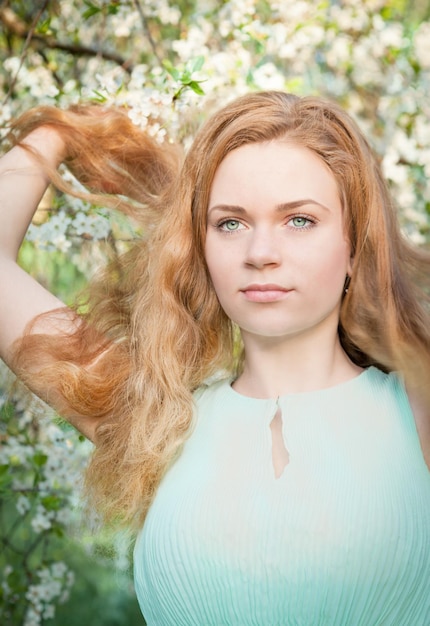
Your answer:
[291,216,309,228]
[222,220,240,231]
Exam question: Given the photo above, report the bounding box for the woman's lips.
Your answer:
[241,284,292,303]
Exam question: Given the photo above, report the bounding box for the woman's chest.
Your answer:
[135,395,430,625]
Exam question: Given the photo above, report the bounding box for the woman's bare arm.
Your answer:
[0,127,98,441]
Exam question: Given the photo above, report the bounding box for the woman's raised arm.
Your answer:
[0,126,98,440]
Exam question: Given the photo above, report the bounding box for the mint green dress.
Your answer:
[134,367,430,625]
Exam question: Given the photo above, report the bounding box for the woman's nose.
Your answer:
[244,228,282,268]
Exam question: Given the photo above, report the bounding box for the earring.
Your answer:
[344,275,351,294]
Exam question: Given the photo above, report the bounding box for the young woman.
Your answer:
[1,91,429,625]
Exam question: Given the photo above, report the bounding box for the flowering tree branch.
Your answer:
[132,0,162,64]
[0,6,133,82]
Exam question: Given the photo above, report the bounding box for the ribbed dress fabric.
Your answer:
[134,367,430,625]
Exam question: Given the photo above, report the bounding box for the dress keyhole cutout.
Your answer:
[270,407,290,479]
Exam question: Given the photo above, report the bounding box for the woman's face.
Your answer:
[204,140,352,346]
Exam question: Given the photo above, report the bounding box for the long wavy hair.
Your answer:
[10,91,430,527]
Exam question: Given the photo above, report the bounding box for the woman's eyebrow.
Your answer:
[208,199,330,215]
[207,204,246,215]
[275,199,330,212]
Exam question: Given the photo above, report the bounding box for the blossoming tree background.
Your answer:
[1,0,430,624]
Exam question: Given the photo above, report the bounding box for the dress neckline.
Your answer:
[223,366,377,403]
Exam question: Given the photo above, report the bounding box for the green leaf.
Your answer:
[162,59,180,81]
[191,55,205,72]
[0,401,14,420]
[41,495,62,511]
[180,70,192,84]
[83,7,101,19]
[36,17,52,35]
[33,452,48,467]
[7,570,23,589]
[91,90,108,103]
[107,2,120,15]
[0,465,13,490]
[0,464,9,477]
[52,524,65,538]
[188,81,205,95]
[83,1,101,19]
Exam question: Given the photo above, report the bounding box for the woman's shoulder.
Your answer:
[193,373,232,403]
[406,381,430,470]
[366,366,430,471]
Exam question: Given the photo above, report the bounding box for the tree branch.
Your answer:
[132,0,162,64]
[2,0,50,104]
[0,6,134,83]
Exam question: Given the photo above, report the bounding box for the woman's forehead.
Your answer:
[209,140,342,212]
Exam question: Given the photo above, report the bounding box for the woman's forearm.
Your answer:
[0,126,66,260]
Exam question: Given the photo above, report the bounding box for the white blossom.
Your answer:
[31,504,55,533]
[252,62,286,90]
[414,22,430,69]
[23,606,42,626]
[158,4,181,25]
[3,56,21,74]
[111,7,140,38]
[16,495,31,515]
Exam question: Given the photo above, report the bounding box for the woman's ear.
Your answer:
[343,275,351,294]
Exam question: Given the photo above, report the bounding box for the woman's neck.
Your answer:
[233,327,362,399]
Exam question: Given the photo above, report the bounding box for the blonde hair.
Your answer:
[10,92,430,528]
